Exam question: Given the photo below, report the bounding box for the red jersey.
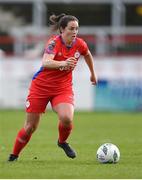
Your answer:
[28,35,88,98]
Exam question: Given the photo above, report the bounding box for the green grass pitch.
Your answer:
[0,110,142,178]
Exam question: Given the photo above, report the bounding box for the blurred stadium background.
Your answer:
[0,1,142,178]
[0,0,142,111]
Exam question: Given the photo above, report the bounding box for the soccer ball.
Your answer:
[96,143,120,163]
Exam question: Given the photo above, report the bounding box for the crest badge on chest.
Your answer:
[74,51,80,59]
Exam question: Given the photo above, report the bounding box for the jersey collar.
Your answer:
[59,35,76,49]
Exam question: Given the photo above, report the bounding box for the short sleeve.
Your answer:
[44,39,57,55]
[80,40,89,56]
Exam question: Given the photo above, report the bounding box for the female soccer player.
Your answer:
[8,13,97,161]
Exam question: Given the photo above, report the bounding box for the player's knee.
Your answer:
[25,113,40,134]
[60,114,72,127]
[24,124,38,134]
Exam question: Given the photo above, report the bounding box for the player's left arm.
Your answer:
[84,50,97,85]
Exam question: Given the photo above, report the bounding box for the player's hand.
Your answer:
[66,57,77,70]
[60,57,77,71]
[90,74,97,85]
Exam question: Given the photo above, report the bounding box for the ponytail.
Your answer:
[49,13,66,32]
[49,13,79,33]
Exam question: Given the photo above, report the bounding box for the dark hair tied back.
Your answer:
[49,13,78,33]
[49,13,66,24]
[49,13,66,31]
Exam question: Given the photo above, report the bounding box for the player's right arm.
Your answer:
[42,53,77,70]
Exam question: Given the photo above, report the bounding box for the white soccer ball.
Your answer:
[96,143,120,163]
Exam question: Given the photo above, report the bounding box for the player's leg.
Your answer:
[51,94,76,158]
[53,103,76,158]
[8,113,41,161]
[54,103,74,142]
[8,98,48,161]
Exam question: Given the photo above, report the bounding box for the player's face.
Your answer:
[61,20,79,43]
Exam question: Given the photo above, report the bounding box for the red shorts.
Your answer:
[25,93,74,113]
